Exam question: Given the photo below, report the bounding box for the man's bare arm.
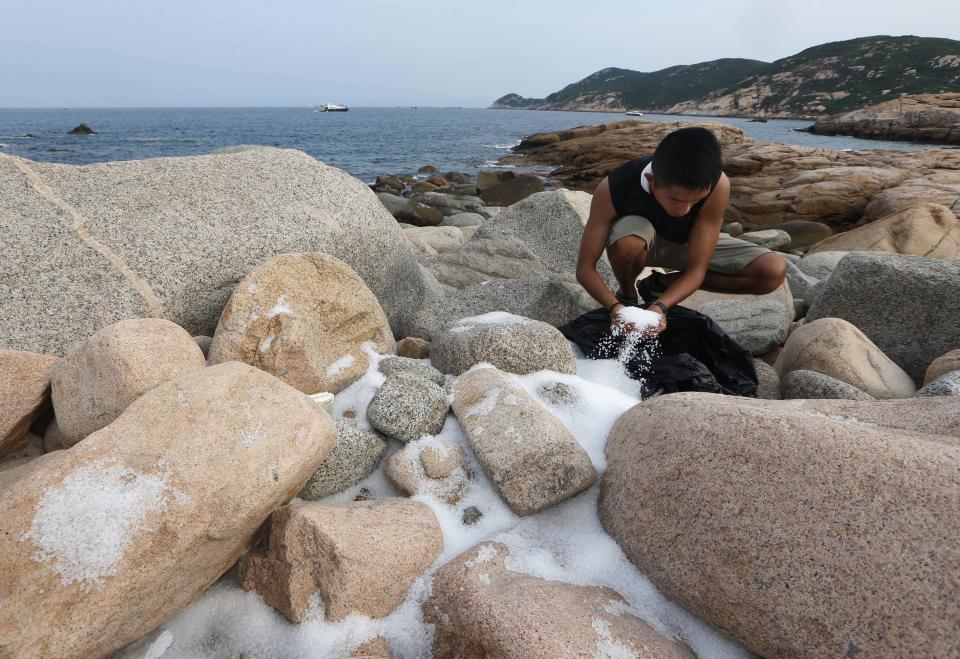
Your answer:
[576,178,621,311]
[657,173,730,308]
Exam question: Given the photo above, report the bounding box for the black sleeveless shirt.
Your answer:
[607,157,714,245]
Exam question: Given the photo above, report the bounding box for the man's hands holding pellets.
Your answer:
[609,303,666,338]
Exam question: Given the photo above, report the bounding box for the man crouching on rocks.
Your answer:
[576,126,787,335]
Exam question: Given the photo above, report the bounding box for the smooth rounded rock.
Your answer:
[366,373,449,442]
[914,371,960,398]
[781,369,876,400]
[697,298,790,356]
[299,419,388,500]
[924,348,960,386]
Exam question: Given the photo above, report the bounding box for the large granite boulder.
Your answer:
[431,313,576,375]
[51,318,205,444]
[696,298,790,356]
[407,277,596,340]
[774,318,916,399]
[239,498,442,622]
[476,189,616,285]
[423,542,693,658]
[0,148,438,355]
[807,253,960,383]
[807,202,960,257]
[208,253,396,394]
[0,351,58,457]
[0,362,334,658]
[450,366,595,515]
[600,392,960,658]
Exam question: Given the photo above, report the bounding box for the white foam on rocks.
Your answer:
[325,354,355,377]
[27,460,176,588]
[449,311,533,333]
[119,346,749,659]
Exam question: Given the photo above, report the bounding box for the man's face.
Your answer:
[646,173,711,218]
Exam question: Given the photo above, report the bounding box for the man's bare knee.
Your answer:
[744,253,787,294]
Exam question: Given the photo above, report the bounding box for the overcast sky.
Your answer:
[2,0,958,108]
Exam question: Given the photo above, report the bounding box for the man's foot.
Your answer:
[634,272,668,304]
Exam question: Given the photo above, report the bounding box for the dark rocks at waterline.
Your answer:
[479,174,545,207]
[67,123,96,136]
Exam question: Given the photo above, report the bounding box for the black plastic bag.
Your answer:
[558,305,758,396]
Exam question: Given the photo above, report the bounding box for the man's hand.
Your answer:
[610,304,666,339]
[646,304,667,336]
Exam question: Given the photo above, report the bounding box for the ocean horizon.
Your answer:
[0,106,945,184]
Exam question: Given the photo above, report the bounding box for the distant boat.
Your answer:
[625,111,644,117]
[320,103,349,112]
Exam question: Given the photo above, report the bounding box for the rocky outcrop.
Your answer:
[423,542,694,658]
[51,318,205,444]
[450,366,595,515]
[0,351,58,457]
[812,93,960,144]
[807,253,960,383]
[0,362,335,658]
[774,317,916,399]
[431,313,576,376]
[807,202,960,257]
[239,498,442,622]
[208,253,396,394]
[0,148,438,356]
[600,392,960,658]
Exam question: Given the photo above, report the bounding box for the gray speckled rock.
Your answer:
[1,149,439,356]
[431,313,576,376]
[784,260,822,303]
[378,356,444,385]
[409,191,492,218]
[782,369,876,400]
[807,253,960,383]
[914,371,960,398]
[299,419,388,500]
[408,277,595,341]
[366,373,449,442]
[753,359,781,400]
[739,229,791,251]
[697,298,791,356]
[600,392,960,658]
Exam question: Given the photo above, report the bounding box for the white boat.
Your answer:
[320,103,349,112]
[625,110,644,117]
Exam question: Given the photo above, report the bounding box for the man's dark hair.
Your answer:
[651,127,722,190]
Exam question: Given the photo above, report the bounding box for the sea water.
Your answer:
[0,107,943,184]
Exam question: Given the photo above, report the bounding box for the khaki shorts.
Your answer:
[607,215,770,275]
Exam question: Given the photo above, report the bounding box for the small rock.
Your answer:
[239,499,442,622]
[914,371,960,398]
[775,317,916,399]
[739,229,792,251]
[378,356,444,385]
[753,359,781,400]
[924,348,960,386]
[67,123,95,135]
[537,381,579,406]
[432,313,576,376]
[462,506,483,525]
[366,373,449,442]
[439,212,485,228]
[375,175,404,192]
[445,172,469,184]
[425,175,448,187]
[451,366,596,515]
[354,487,372,501]
[385,441,467,504]
[420,442,465,479]
[782,369,876,400]
[396,337,430,359]
[417,165,438,173]
[299,419,388,500]
[377,193,444,227]
[51,318,205,444]
[423,542,694,658]
[724,222,744,237]
[479,175,545,207]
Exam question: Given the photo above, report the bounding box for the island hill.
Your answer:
[491,35,960,119]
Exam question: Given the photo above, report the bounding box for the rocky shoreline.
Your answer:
[1,128,959,657]
[812,92,960,144]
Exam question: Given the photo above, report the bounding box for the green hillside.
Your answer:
[491,35,960,117]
